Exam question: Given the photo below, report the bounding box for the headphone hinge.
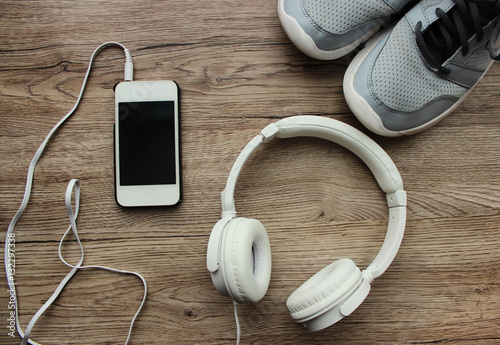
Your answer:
[260,123,279,143]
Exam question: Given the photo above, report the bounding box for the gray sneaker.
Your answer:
[278,0,414,60]
[344,0,500,136]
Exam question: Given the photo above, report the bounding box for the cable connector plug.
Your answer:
[123,48,134,81]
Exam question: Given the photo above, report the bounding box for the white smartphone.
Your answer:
[114,80,181,207]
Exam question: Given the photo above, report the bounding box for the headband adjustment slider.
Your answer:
[386,190,407,208]
[260,123,280,142]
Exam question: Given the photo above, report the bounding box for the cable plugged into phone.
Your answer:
[123,46,134,81]
[114,80,182,207]
[5,42,147,345]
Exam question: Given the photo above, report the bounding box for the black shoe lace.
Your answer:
[415,0,500,75]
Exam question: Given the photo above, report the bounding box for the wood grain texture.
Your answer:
[1,0,500,344]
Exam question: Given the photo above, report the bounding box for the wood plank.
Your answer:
[1,0,500,344]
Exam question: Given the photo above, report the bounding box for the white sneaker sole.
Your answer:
[343,29,492,137]
[277,0,383,60]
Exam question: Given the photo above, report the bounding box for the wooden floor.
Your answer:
[1,1,500,344]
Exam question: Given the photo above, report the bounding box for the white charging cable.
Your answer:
[4,42,146,345]
[233,301,241,345]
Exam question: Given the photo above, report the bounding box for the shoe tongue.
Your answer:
[423,1,498,65]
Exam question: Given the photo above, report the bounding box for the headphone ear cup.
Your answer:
[222,218,272,304]
[286,258,361,322]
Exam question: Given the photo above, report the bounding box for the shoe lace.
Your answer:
[415,0,500,74]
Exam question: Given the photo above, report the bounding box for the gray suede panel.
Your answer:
[352,30,459,131]
[444,64,489,88]
[284,0,387,51]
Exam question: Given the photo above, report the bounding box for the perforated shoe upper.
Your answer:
[280,0,414,59]
[348,0,500,134]
[303,0,395,35]
[371,18,468,113]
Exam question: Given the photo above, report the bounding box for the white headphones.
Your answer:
[206,115,407,332]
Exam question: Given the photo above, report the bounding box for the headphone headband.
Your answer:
[217,115,406,280]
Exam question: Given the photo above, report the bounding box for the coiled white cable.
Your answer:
[4,42,146,345]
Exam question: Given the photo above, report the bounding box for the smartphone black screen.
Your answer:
[118,101,176,186]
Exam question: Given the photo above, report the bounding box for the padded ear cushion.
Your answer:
[222,218,272,304]
[286,258,361,321]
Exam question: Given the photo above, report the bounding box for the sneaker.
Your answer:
[278,0,415,60]
[344,0,500,136]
